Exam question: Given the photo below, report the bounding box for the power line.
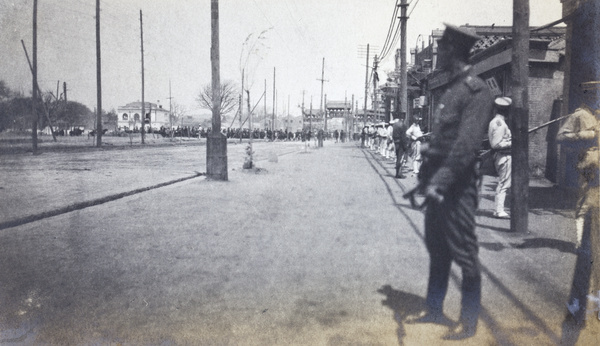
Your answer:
[408,0,422,17]
[378,0,400,58]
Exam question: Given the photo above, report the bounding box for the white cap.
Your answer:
[495,96,512,108]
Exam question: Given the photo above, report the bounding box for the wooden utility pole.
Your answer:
[139,10,145,144]
[363,44,370,127]
[287,94,290,132]
[21,40,57,142]
[167,80,174,140]
[372,55,379,121]
[318,57,328,131]
[301,90,305,130]
[95,0,103,147]
[241,68,244,139]
[63,82,67,103]
[207,0,227,180]
[324,94,327,134]
[510,0,530,233]
[31,0,38,154]
[264,79,267,129]
[399,0,409,121]
[246,88,253,167]
[351,94,355,138]
[272,67,276,137]
[309,96,313,133]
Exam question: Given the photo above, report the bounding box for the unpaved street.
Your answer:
[0,140,585,345]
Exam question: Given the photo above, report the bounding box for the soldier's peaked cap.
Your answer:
[438,23,481,51]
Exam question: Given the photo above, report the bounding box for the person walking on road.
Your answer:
[406,117,424,174]
[405,24,493,340]
[391,117,408,179]
[488,96,513,219]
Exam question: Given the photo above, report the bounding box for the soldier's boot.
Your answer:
[575,216,585,249]
[493,191,509,219]
[395,166,405,179]
[413,160,420,174]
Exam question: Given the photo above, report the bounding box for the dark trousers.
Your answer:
[424,179,481,328]
[395,142,405,169]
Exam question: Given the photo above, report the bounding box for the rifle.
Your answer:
[402,113,572,209]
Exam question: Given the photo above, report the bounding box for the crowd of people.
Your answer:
[360,117,428,178]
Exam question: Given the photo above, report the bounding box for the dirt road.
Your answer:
[0,140,586,345]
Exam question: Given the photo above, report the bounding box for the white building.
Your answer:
[117,102,171,131]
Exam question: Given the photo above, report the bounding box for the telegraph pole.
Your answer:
[510,0,530,233]
[363,44,370,127]
[272,67,276,138]
[373,55,379,121]
[241,68,244,139]
[301,90,305,130]
[95,0,103,147]
[317,57,328,131]
[309,96,313,134]
[399,0,409,121]
[167,80,174,140]
[31,0,38,154]
[139,10,145,144]
[207,0,227,180]
[264,79,267,130]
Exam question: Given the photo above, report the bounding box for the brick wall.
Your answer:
[527,67,564,177]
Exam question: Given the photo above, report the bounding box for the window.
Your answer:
[122,113,128,120]
[134,113,140,121]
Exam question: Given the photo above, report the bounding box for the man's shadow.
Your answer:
[378,285,453,344]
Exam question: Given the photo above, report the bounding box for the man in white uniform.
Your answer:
[487,97,512,219]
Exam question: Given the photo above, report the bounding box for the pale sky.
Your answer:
[0,0,563,117]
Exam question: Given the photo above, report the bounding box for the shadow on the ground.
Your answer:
[476,222,511,233]
[514,237,576,254]
[479,237,576,254]
[378,285,452,344]
[529,186,577,210]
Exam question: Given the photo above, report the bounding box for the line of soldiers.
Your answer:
[361,118,428,179]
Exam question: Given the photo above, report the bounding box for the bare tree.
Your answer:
[171,101,186,127]
[197,80,237,125]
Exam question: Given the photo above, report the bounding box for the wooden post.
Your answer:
[96,0,103,147]
[272,67,276,138]
[363,44,370,127]
[399,0,409,121]
[31,0,38,154]
[510,0,530,233]
[140,10,145,144]
[21,40,57,142]
[206,0,227,180]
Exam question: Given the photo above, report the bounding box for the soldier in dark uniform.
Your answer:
[406,24,493,340]
[391,117,408,178]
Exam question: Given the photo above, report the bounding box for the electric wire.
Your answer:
[377,0,400,59]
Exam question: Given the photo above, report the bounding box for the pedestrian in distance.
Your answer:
[488,96,513,219]
[405,23,493,340]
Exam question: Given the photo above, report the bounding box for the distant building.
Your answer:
[117,102,171,131]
